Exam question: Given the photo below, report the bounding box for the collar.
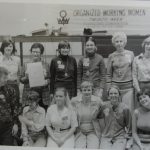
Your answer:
[138,53,144,59]
[76,95,97,102]
[2,55,13,61]
[26,105,42,114]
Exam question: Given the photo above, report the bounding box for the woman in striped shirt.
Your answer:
[107,32,134,111]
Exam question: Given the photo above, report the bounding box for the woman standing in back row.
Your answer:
[107,32,134,111]
[50,40,77,99]
[132,36,150,107]
[77,37,106,98]
[0,39,21,103]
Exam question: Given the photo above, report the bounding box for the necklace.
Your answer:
[59,55,69,77]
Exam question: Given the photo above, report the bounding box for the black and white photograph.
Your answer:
[0,0,150,149]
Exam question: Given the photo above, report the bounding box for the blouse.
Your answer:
[0,55,20,81]
[102,102,131,138]
[22,105,45,137]
[132,53,150,91]
[46,104,78,130]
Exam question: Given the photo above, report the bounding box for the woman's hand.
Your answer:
[23,141,30,146]
[20,75,28,83]
[56,138,65,147]
[44,79,49,86]
[103,108,110,117]
[97,89,103,98]
[77,89,81,96]
[12,124,18,136]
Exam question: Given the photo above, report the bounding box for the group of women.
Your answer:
[0,32,150,150]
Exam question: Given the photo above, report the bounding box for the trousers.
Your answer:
[75,131,99,149]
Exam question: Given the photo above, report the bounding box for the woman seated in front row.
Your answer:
[71,81,103,149]
[100,85,131,150]
[46,87,78,148]
[19,91,46,147]
[132,89,150,150]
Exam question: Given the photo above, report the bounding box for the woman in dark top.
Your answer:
[50,40,77,99]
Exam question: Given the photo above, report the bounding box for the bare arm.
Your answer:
[132,110,143,149]
[132,58,140,92]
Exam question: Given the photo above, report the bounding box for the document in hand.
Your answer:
[27,62,45,88]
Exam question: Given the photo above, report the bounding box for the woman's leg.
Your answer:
[87,132,99,149]
[61,134,75,148]
[112,138,127,150]
[100,137,112,149]
[75,132,86,148]
[46,136,58,147]
[32,135,46,147]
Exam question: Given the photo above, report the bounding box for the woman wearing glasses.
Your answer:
[20,43,50,109]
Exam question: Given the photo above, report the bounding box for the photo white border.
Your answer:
[0,0,150,150]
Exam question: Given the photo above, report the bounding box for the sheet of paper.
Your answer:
[27,62,45,88]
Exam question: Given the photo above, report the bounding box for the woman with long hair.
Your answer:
[46,87,78,148]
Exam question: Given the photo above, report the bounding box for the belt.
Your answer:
[7,80,18,84]
[51,126,71,132]
[138,128,150,135]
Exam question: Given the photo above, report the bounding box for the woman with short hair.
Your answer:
[132,89,150,150]
[133,36,150,94]
[46,87,78,148]
[19,90,46,147]
[107,32,134,111]
[20,43,50,109]
[50,40,77,99]
[71,81,103,149]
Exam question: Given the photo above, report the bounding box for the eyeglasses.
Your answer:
[32,51,41,54]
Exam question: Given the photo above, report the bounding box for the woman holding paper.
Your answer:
[50,40,77,99]
[20,43,50,109]
[0,39,21,103]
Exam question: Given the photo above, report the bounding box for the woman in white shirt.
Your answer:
[46,87,78,148]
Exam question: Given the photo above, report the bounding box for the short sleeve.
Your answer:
[70,109,78,128]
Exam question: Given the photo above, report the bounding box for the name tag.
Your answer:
[62,116,68,121]
[58,64,65,69]
[83,58,90,67]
